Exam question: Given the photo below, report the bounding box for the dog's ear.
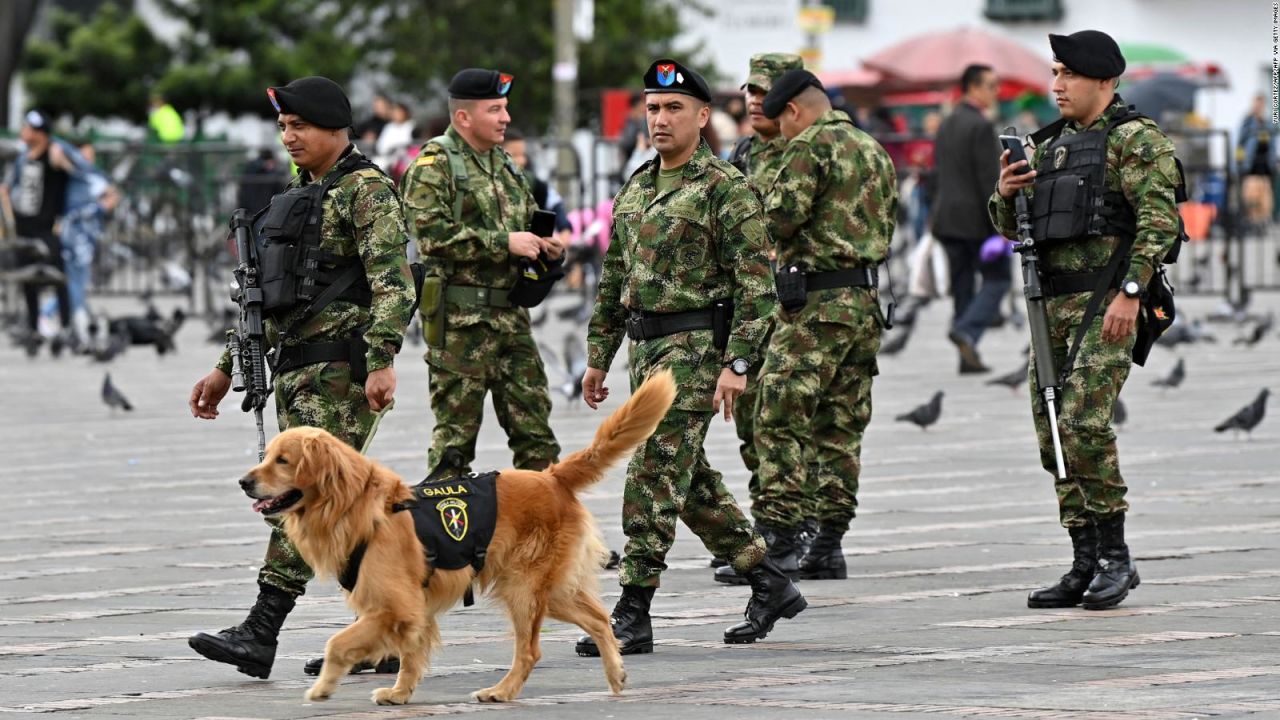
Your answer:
[294,431,362,509]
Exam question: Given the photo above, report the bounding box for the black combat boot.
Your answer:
[1082,514,1140,610]
[303,655,401,676]
[723,557,808,643]
[188,585,296,679]
[798,525,847,580]
[1027,523,1098,608]
[575,585,655,657]
[713,523,802,585]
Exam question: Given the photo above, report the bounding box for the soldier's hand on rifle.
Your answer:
[582,367,609,410]
[1102,294,1140,343]
[190,369,232,420]
[997,149,1037,198]
[712,368,746,422]
[364,367,396,411]
[507,231,543,260]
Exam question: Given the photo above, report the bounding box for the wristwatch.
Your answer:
[1121,280,1143,299]
[726,358,750,376]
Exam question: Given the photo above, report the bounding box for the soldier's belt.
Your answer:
[445,284,512,309]
[625,307,716,341]
[272,339,369,383]
[806,267,878,292]
[1042,267,1120,297]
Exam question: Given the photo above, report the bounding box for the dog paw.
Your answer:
[472,686,513,703]
[371,687,411,705]
[304,684,333,702]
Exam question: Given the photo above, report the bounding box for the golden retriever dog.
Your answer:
[239,369,676,705]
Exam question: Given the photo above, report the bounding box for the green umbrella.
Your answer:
[1119,43,1189,65]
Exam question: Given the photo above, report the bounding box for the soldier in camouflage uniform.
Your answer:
[990,31,1179,611]
[187,77,416,678]
[750,70,897,583]
[575,59,806,657]
[399,69,562,476]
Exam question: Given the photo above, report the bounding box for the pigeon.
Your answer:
[90,332,128,363]
[879,327,911,356]
[1233,313,1274,347]
[1112,397,1127,430]
[1214,389,1269,438]
[101,373,134,412]
[1150,357,1186,389]
[986,360,1029,391]
[1157,319,1216,348]
[895,391,944,430]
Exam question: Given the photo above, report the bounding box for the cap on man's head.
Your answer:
[762,69,825,119]
[449,69,515,100]
[643,59,712,103]
[743,53,804,93]
[267,76,353,129]
[23,109,50,133]
[1048,30,1126,79]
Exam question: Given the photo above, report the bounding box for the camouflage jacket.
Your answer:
[766,110,898,272]
[988,98,1180,288]
[731,133,790,197]
[217,146,415,376]
[400,125,535,331]
[588,142,776,391]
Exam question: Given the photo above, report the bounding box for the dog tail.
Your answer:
[551,368,677,494]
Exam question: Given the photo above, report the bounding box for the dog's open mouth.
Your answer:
[251,489,303,516]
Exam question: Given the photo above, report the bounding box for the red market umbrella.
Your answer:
[862,27,1050,96]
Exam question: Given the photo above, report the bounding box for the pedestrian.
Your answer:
[1237,93,1276,228]
[3,110,78,356]
[60,137,120,349]
[989,30,1182,610]
[748,70,897,583]
[399,69,563,476]
[576,59,805,656]
[933,64,1008,374]
[186,76,417,678]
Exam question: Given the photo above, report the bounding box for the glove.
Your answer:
[980,235,1013,264]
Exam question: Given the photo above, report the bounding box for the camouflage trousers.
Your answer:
[753,291,881,532]
[425,323,560,474]
[260,360,377,597]
[1029,292,1133,528]
[619,406,767,588]
[735,359,820,518]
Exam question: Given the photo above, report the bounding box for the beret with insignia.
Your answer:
[267,76,353,129]
[643,59,712,103]
[743,53,804,93]
[448,68,514,100]
[762,69,825,119]
[1049,30,1126,79]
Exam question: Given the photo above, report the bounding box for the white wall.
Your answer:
[680,0,1268,137]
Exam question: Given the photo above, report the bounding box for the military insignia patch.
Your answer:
[656,63,676,87]
[1154,306,1168,320]
[497,73,513,96]
[267,87,281,112]
[416,154,437,166]
[437,498,469,542]
[1053,146,1068,170]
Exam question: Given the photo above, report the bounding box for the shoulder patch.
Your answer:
[416,154,437,166]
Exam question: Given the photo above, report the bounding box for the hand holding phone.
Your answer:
[999,135,1031,175]
[997,134,1036,198]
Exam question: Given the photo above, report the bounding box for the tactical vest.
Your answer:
[256,151,379,317]
[1029,109,1143,248]
[429,134,561,308]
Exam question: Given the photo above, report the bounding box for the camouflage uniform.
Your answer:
[216,146,417,597]
[400,125,560,474]
[988,97,1180,528]
[753,110,898,533]
[730,52,802,507]
[588,141,776,587]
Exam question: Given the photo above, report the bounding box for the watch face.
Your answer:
[1124,281,1141,296]
[732,359,749,375]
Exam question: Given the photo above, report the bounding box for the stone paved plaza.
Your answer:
[1,290,1277,719]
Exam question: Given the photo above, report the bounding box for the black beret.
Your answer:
[643,59,712,103]
[267,76,352,129]
[1049,30,1126,79]
[762,69,825,119]
[449,69,514,100]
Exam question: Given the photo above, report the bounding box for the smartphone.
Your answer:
[999,135,1032,175]
[530,209,556,238]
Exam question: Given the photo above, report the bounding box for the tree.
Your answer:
[21,2,170,122]
[2,0,46,123]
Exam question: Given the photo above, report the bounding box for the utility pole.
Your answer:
[552,0,579,203]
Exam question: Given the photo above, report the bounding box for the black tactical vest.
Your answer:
[1029,109,1143,248]
[255,150,378,316]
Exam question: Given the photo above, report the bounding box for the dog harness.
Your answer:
[337,471,499,607]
